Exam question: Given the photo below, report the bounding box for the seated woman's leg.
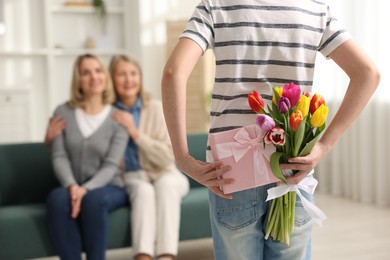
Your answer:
[123,172,156,259]
[46,187,82,260]
[154,170,189,258]
[80,185,128,260]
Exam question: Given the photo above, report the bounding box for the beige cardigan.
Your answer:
[133,97,178,181]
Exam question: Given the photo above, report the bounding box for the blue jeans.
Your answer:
[46,185,128,260]
[209,180,313,260]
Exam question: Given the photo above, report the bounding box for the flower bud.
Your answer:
[256,114,275,131]
[265,127,285,146]
[277,97,291,114]
[290,110,303,131]
[272,87,283,104]
[297,95,310,118]
[282,82,301,107]
[310,104,328,127]
[310,93,325,115]
[248,91,264,113]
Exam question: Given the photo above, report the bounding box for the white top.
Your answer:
[75,105,111,138]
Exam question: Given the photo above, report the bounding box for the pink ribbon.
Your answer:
[215,125,275,182]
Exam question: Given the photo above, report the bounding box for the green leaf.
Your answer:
[318,122,326,133]
[298,134,322,157]
[293,118,306,157]
[270,152,288,184]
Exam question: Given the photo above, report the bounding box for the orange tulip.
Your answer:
[290,110,303,131]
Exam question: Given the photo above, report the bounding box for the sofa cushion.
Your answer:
[0,204,56,259]
[0,143,59,206]
[187,133,208,188]
[0,204,131,259]
[180,187,212,240]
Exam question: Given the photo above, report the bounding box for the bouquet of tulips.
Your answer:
[248,82,328,245]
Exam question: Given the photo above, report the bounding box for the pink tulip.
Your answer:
[282,82,301,107]
[256,114,275,131]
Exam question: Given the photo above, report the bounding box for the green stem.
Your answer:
[265,199,277,240]
[290,192,296,233]
[279,198,285,243]
[284,193,291,245]
[271,199,281,240]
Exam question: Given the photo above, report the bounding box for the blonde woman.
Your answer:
[46,54,129,260]
[110,55,189,260]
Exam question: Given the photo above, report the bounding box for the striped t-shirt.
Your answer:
[181,0,351,131]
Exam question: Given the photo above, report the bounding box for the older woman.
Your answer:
[109,55,189,260]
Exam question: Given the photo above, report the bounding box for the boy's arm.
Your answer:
[286,39,380,183]
[162,38,234,199]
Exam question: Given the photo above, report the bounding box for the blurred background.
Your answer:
[1,1,389,259]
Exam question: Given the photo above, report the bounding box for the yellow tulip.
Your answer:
[310,104,328,127]
[272,87,283,104]
[297,95,310,118]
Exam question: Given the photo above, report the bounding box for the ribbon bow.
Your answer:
[215,125,275,183]
[266,177,327,226]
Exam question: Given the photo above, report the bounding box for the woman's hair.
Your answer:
[109,54,148,105]
[69,53,115,108]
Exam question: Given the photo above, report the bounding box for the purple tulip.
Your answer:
[282,82,301,107]
[278,97,291,114]
[256,114,275,131]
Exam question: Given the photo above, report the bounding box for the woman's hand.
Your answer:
[44,116,66,147]
[176,154,234,199]
[112,110,139,139]
[68,184,88,219]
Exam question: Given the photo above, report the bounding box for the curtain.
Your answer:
[314,0,390,206]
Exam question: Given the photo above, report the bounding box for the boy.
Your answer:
[161,1,379,259]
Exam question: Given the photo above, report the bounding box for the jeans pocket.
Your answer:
[215,189,260,230]
[294,190,314,227]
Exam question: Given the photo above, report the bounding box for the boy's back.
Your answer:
[181,0,350,150]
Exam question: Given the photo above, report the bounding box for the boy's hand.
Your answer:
[176,154,234,199]
[281,141,329,184]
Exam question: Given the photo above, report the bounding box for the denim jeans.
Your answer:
[46,185,128,260]
[209,179,314,260]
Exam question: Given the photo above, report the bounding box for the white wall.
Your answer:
[137,0,200,98]
[0,0,200,143]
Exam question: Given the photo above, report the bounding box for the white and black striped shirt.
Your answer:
[180,0,351,159]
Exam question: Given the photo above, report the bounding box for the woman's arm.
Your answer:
[51,107,78,187]
[44,116,66,147]
[161,38,234,199]
[286,39,380,183]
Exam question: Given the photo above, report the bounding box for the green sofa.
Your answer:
[0,133,211,260]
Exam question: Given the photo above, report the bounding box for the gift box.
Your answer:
[209,124,279,194]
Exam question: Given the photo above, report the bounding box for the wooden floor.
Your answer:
[34,192,390,260]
